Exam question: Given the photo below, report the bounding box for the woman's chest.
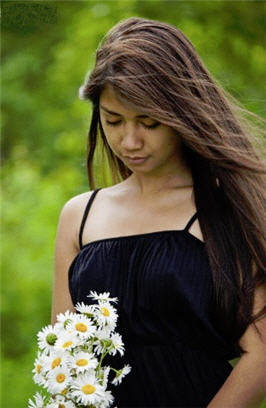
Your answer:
[82,192,199,244]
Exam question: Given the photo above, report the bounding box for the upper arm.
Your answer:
[51,194,90,325]
[238,283,266,356]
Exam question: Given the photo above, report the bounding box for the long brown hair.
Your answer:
[79,17,265,354]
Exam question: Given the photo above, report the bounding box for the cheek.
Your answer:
[100,118,114,144]
[103,127,120,152]
[150,133,179,155]
[161,132,180,153]
[100,122,112,143]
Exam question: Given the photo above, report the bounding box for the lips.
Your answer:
[125,156,147,159]
[123,155,149,165]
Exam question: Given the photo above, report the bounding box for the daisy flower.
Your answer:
[42,350,69,373]
[46,365,71,394]
[93,326,112,355]
[88,291,118,304]
[98,389,114,408]
[32,351,47,386]
[54,332,79,352]
[66,314,96,339]
[112,364,132,386]
[75,301,98,316]
[93,340,105,356]
[28,392,45,408]
[109,332,125,356]
[70,372,106,405]
[37,324,60,354]
[95,325,113,340]
[98,365,110,388]
[56,310,76,328]
[46,395,75,408]
[67,351,98,373]
[93,326,113,355]
[30,291,131,407]
[94,301,118,330]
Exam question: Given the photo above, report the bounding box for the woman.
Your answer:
[51,17,266,407]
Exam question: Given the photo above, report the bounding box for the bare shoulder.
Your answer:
[61,191,95,216]
[52,190,96,323]
[57,191,95,251]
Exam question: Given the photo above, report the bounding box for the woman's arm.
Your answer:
[51,196,84,325]
[207,284,266,408]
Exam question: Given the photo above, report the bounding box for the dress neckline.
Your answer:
[81,229,205,250]
[68,230,206,278]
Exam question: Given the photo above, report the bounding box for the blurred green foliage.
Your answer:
[1,1,266,406]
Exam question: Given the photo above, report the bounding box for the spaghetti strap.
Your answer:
[79,188,101,249]
[184,211,198,232]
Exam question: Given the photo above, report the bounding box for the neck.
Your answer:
[126,160,193,196]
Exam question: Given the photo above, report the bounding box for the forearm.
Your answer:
[207,353,266,408]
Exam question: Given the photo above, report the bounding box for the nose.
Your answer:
[120,124,143,151]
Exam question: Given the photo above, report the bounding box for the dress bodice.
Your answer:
[68,188,237,407]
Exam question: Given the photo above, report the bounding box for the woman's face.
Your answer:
[99,85,182,173]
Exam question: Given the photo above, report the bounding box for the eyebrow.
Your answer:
[100,105,149,119]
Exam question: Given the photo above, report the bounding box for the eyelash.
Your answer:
[106,120,160,130]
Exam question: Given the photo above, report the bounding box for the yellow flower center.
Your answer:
[61,387,68,395]
[82,384,96,394]
[63,341,73,348]
[100,307,110,316]
[36,364,42,374]
[56,373,66,383]
[51,357,61,369]
[77,358,88,366]
[59,405,65,408]
[75,322,87,332]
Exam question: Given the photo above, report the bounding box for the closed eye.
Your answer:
[105,120,121,127]
[105,120,160,130]
[142,122,160,129]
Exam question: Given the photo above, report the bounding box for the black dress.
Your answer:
[68,188,238,408]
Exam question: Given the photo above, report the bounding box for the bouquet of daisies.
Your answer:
[29,291,131,408]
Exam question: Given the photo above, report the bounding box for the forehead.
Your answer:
[99,84,144,117]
